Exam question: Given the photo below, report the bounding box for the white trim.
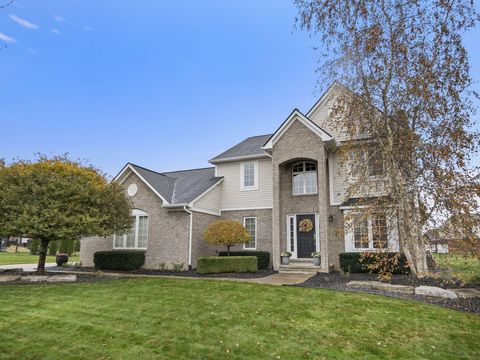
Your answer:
[328,153,341,206]
[220,206,272,212]
[262,109,333,150]
[240,160,259,191]
[210,154,270,164]
[185,207,193,268]
[292,161,318,196]
[190,207,221,216]
[114,164,170,205]
[243,217,257,250]
[286,213,319,259]
[113,209,149,250]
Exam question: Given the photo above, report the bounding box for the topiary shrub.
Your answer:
[94,251,145,271]
[339,252,409,274]
[218,251,270,269]
[197,256,258,274]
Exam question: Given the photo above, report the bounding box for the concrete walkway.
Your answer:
[0,263,57,272]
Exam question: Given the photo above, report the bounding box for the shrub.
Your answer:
[30,239,39,255]
[59,239,75,256]
[339,252,409,274]
[93,251,145,271]
[47,240,58,255]
[218,251,270,269]
[197,256,258,274]
[171,263,185,272]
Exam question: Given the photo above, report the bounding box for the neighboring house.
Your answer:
[80,82,400,272]
[424,214,480,254]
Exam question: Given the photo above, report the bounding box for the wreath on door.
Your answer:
[298,218,313,233]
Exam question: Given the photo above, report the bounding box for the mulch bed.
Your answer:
[58,266,277,279]
[295,272,480,314]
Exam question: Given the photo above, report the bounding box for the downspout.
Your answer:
[184,206,193,270]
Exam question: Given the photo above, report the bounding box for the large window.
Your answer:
[114,209,149,249]
[292,161,317,195]
[243,217,257,250]
[241,161,258,190]
[351,212,388,250]
[367,150,384,177]
[349,149,384,178]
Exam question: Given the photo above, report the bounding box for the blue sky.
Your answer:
[1,0,479,177]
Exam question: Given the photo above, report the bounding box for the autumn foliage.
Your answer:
[204,220,251,255]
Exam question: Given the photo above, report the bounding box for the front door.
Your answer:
[296,214,316,258]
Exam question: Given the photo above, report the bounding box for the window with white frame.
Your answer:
[349,149,384,178]
[114,209,149,249]
[241,161,258,190]
[350,212,389,251]
[292,161,317,195]
[243,217,257,249]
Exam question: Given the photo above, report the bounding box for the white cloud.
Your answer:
[9,14,39,29]
[50,28,60,34]
[27,48,37,55]
[52,14,64,23]
[0,32,16,43]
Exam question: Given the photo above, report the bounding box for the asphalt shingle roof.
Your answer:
[209,134,272,163]
[129,164,222,205]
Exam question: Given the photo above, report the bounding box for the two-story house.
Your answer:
[80,82,400,272]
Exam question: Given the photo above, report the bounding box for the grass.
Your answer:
[0,278,479,359]
[435,253,480,284]
[0,252,80,265]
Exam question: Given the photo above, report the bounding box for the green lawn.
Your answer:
[0,252,79,265]
[0,278,478,359]
[435,253,480,284]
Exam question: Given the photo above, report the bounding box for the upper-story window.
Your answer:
[240,161,258,191]
[367,150,384,177]
[292,161,317,195]
[114,209,149,249]
[350,149,384,178]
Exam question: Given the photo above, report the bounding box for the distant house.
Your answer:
[424,214,480,254]
[80,82,402,273]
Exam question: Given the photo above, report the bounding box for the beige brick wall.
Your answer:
[191,211,221,268]
[80,172,190,270]
[220,209,273,255]
[271,119,330,271]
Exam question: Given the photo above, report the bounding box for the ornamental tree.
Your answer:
[204,220,252,255]
[0,155,133,274]
[294,0,479,276]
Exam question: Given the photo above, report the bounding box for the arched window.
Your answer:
[114,209,149,249]
[292,161,317,195]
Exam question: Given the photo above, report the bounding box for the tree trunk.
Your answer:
[227,245,230,256]
[36,238,49,275]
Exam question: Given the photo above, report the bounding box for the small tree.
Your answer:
[0,155,132,274]
[48,240,58,256]
[204,220,251,255]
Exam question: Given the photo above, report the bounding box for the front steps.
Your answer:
[278,259,324,275]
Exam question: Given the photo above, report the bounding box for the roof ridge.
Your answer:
[129,163,174,179]
[161,166,215,174]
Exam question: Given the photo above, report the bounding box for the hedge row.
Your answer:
[197,256,258,274]
[339,252,410,274]
[218,251,270,269]
[94,251,145,271]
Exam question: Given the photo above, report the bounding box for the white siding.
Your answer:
[329,151,348,205]
[192,183,221,214]
[216,157,273,210]
[309,93,351,142]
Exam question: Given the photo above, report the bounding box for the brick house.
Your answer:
[80,82,399,272]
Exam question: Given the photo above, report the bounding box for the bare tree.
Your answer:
[294,0,480,276]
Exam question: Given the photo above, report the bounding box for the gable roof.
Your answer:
[209,134,272,164]
[262,109,333,150]
[114,163,223,205]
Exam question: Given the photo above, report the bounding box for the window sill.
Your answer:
[241,187,259,191]
[292,192,318,196]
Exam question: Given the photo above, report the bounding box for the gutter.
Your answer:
[184,206,193,270]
